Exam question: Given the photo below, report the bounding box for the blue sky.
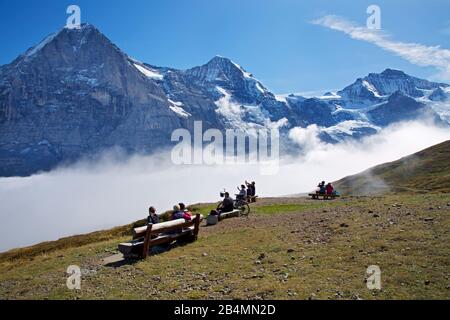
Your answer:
[0,0,449,94]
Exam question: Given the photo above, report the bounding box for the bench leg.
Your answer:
[142,224,153,259]
[193,214,201,240]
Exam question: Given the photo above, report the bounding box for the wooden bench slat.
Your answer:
[218,209,241,220]
[150,227,194,246]
[119,227,196,256]
[119,213,202,259]
[118,241,143,256]
[133,215,203,239]
[309,193,340,200]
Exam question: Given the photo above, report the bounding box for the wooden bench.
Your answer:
[118,214,203,259]
[206,209,241,225]
[309,193,340,200]
[219,209,241,221]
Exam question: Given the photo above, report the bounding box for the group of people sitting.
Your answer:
[211,180,257,217]
[237,180,256,200]
[147,202,193,226]
[316,181,336,195]
[147,181,257,223]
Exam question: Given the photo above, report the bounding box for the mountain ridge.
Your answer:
[0,23,449,177]
[333,140,450,195]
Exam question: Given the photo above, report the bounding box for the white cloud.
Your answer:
[288,124,322,152]
[312,15,450,82]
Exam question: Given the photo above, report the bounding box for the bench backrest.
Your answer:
[133,214,203,239]
[139,214,202,259]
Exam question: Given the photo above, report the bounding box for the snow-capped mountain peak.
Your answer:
[366,68,447,97]
[336,68,449,109]
[186,55,255,82]
[20,24,104,62]
[0,23,448,177]
[181,55,270,104]
[380,68,407,77]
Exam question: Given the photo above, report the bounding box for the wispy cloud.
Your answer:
[312,15,450,82]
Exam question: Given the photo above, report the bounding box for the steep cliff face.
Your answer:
[159,55,293,126]
[367,91,439,126]
[183,56,269,103]
[0,25,189,176]
[0,24,448,176]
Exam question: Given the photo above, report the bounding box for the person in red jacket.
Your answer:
[179,203,192,221]
[326,183,334,195]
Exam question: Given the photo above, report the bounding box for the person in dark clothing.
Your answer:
[210,192,235,217]
[179,202,192,221]
[169,204,188,235]
[172,205,185,220]
[218,192,234,213]
[245,181,256,197]
[147,206,159,225]
[318,181,326,194]
[237,185,247,200]
[245,181,253,197]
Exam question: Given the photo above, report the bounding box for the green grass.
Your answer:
[0,225,135,264]
[0,194,449,300]
[0,207,194,264]
[334,140,450,195]
[252,201,345,216]
[188,198,345,217]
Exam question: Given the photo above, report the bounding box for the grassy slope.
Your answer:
[334,140,450,195]
[0,195,449,300]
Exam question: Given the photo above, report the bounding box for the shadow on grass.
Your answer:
[104,238,197,268]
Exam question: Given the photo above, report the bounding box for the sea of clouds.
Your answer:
[0,120,449,252]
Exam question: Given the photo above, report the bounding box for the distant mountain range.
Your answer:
[334,140,450,195]
[0,23,449,177]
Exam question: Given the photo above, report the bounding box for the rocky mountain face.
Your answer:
[0,24,448,177]
[0,25,186,176]
[338,69,444,104]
